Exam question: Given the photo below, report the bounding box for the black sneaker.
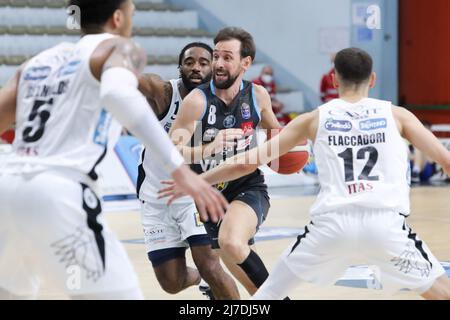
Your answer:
[199,280,215,300]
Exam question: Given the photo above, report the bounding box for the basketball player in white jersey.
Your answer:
[0,0,226,299]
[137,42,239,299]
[162,48,450,299]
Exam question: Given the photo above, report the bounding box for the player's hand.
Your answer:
[158,180,185,205]
[170,165,228,223]
[207,129,243,154]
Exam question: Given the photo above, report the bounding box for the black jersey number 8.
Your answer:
[22,98,53,143]
[338,146,379,182]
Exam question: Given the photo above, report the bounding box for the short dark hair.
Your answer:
[214,27,256,61]
[68,0,127,32]
[178,42,213,67]
[334,48,373,85]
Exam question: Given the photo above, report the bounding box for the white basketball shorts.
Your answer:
[282,209,445,293]
[0,170,140,297]
[140,200,208,253]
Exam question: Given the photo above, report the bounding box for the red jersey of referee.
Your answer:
[320,68,339,103]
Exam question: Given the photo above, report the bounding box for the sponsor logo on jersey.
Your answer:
[56,60,81,78]
[223,115,236,128]
[325,119,352,132]
[203,128,219,142]
[241,121,254,135]
[328,107,382,120]
[24,66,52,81]
[241,103,251,120]
[236,135,254,151]
[359,118,387,131]
[93,109,112,146]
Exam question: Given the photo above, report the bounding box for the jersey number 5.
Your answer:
[338,146,379,182]
[22,98,53,143]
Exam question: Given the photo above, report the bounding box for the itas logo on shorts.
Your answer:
[359,118,387,131]
[325,119,352,132]
[241,103,251,120]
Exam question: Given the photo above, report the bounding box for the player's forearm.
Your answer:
[178,142,219,164]
[201,161,258,186]
[178,145,204,164]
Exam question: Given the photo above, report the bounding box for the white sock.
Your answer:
[251,258,302,300]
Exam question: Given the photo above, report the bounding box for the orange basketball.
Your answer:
[267,128,310,175]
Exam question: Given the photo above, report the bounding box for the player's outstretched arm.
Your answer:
[159,110,318,202]
[0,67,22,135]
[92,37,227,223]
[201,110,318,185]
[393,106,450,175]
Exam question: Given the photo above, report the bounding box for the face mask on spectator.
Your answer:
[261,74,273,83]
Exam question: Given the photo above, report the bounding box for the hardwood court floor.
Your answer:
[39,186,450,300]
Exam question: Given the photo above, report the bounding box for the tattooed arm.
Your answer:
[138,73,173,117]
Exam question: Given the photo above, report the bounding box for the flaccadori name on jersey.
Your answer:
[328,132,386,147]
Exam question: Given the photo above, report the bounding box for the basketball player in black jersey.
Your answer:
[168,27,282,295]
[137,42,239,299]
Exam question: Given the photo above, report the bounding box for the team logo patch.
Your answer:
[223,115,236,128]
[194,212,203,227]
[51,226,105,282]
[359,118,387,131]
[241,121,254,135]
[215,181,228,191]
[241,103,251,120]
[203,128,219,142]
[325,119,352,132]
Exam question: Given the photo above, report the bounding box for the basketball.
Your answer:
[267,128,310,175]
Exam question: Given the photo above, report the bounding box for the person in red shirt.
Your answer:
[320,54,339,103]
[252,65,291,126]
[0,129,14,144]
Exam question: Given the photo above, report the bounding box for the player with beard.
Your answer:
[167,28,282,296]
[136,42,239,299]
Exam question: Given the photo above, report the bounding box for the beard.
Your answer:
[181,72,211,92]
[213,69,240,90]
